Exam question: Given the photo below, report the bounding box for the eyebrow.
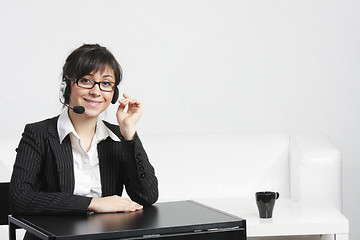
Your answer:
[102,74,114,78]
[85,73,114,78]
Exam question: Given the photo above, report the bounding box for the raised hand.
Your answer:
[116,93,143,140]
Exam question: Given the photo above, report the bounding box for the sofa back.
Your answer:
[0,134,291,200]
[1,133,342,209]
[140,133,290,201]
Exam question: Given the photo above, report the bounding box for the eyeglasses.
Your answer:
[66,76,116,92]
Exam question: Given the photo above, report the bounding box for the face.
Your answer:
[69,66,115,119]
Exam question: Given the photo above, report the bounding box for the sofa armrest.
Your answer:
[290,133,342,211]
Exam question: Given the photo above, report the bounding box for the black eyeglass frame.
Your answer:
[65,75,116,92]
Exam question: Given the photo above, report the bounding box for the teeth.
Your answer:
[84,99,101,105]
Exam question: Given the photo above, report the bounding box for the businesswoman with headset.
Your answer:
[9,44,158,239]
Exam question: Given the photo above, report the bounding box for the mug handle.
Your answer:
[275,192,280,199]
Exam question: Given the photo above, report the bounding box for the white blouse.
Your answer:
[57,110,120,198]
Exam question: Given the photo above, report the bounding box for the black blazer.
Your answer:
[9,116,158,216]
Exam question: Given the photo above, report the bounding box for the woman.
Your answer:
[9,44,158,238]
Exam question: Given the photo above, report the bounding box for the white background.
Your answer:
[0,0,359,239]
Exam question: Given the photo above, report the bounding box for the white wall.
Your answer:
[0,0,359,239]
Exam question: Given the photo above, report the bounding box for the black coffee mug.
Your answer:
[255,191,280,218]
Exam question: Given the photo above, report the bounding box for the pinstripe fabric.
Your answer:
[9,116,158,240]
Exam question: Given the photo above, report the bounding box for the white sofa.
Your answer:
[139,132,342,211]
[0,132,342,208]
[0,132,342,239]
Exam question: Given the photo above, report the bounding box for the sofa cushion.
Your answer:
[140,133,290,201]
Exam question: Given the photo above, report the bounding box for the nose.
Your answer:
[89,82,102,96]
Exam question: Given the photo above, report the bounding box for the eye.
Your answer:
[79,78,92,84]
[101,81,111,87]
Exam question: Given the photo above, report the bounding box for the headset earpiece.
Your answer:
[60,81,66,96]
[112,87,119,104]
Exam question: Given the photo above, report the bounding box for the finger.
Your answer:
[123,201,142,212]
[119,98,130,104]
[118,99,130,111]
[114,197,135,212]
[129,202,143,211]
[122,94,142,107]
[128,99,142,108]
[122,93,133,101]
[135,204,143,210]
[121,197,138,206]
[124,198,142,209]
[117,102,126,112]
[129,98,139,104]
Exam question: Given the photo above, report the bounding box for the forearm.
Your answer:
[122,133,158,205]
[9,181,91,215]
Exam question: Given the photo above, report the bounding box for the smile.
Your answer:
[83,98,103,106]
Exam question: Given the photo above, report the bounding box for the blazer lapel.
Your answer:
[47,117,75,194]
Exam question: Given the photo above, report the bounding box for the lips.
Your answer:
[83,98,103,106]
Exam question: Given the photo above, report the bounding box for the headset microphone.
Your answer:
[71,105,85,114]
[59,81,85,114]
[59,96,85,114]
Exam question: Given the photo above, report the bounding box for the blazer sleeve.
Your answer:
[9,123,92,215]
[120,132,159,205]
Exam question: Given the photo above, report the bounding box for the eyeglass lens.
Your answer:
[77,78,115,92]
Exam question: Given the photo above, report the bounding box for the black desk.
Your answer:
[9,200,246,240]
